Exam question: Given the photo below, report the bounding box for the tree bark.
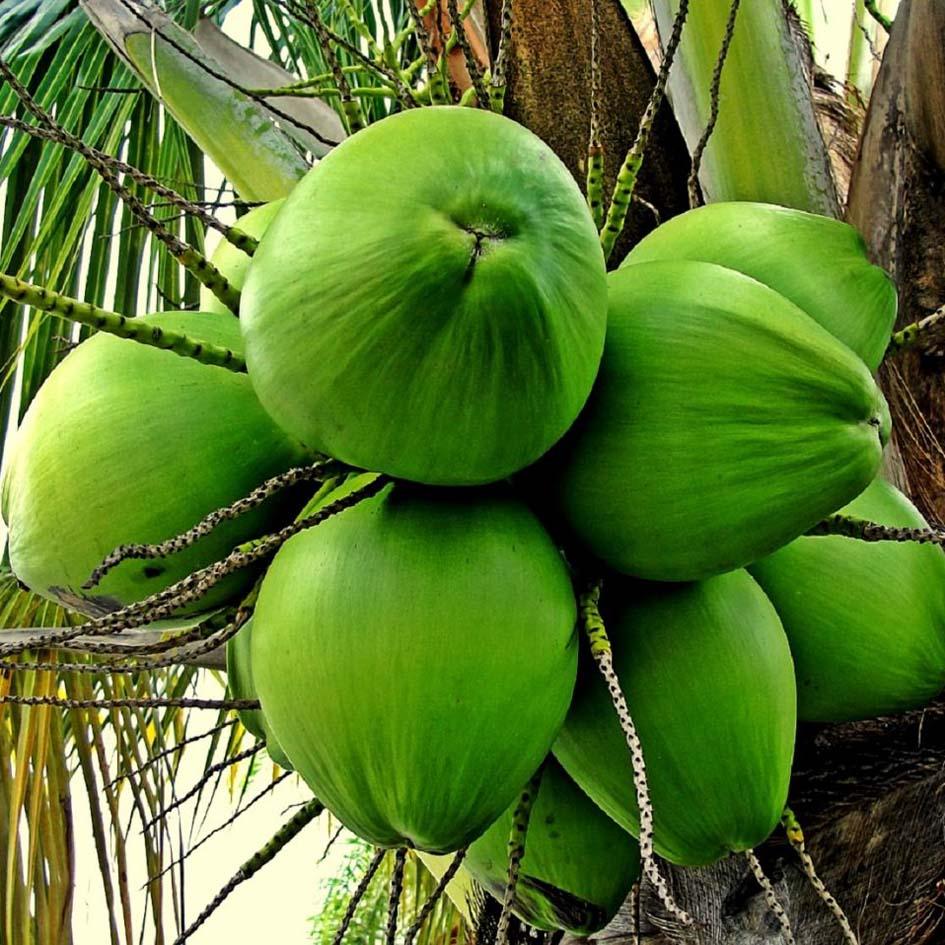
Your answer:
[483,0,692,264]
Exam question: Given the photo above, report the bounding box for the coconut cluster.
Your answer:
[6,105,944,935]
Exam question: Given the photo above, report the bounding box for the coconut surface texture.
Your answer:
[749,477,945,722]
[251,482,579,852]
[465,756,640,934]
[240,106,608,485]
[226,618,294,770]
[549,260,890,582]
[554,570,797,867]
[199,199,284,315]
[621,201,897,370]
[2,311,309,616]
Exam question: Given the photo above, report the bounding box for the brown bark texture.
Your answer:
[486,2,945,944]
[483,0,691,263]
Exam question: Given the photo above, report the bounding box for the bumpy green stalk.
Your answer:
[745,850,795,944]
[0,274,246,371]
[446,0,490,108]
[580,582,691,925]
[808,515,945,548]
[171,799,324,945]
[333,849,387,945]
[600,0,691,261]
[886,303,945,355]
[864,0,892,31]
[404,849,467,945]
[490,0,514,112]
[586,0,605,229]
[781,809,858,945]
[386,848,408,945]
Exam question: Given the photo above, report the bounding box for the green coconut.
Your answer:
[199,200,284,315]
[2,311,309,616]
[548,260,890,582]
[465,757,640,934]
[241,105,608,486]
[226,618,294,770]
[621,201,897,369]
[250,482,579,852]
[749,477,945,722]
[554,570,797,867]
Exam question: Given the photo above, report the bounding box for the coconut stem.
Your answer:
[864,0,892,31]
[580,581,692,926]
[446,0,490,108]
[406,2,449,104]
[85,461,340,589]
[386,848,409,945]
[885,302,945,355]
[807,514,945,547]
[490,0,514,111]
[404,848,468,945]
[0,115,259,257]
[171,798,324,945]
[495,764,544,945]
[0,58,243,313]
[599,0,691,262]
[586,0,605,230]
[687,0,741,208]
[745,850,795,944]
[781,808,859,945]
[0,694,258,711]
[0,273,246,371]
[333,848,388,945]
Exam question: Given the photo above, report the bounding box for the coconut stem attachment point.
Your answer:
[808,514,945,548]
[580,580,692,926]
[745,850,794,945]
[85,461,340,589]
[781,808,858,945]
[332,848,388,945]
[599,0,690,262]
[0,274,246,371]
[171,798,324,945]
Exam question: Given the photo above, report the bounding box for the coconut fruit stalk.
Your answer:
[749,477,945,722]
[2,311,309,616]
[622,202,897,370]
[250,481,579,852]
[549,260,890,582]
[554,570,797,867]
[465,756,641,934]
[241,105,608,486]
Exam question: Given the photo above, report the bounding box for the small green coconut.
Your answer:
[465,757,640,934]
[554,570,796,867]
[749,477,945,722]
[226,618,294,770]
[622,201,897,369]
[241,106,608,485]
[250,482,579,852]
[548,260,889,581]
[199,200,284,315]
[2,311,309,616]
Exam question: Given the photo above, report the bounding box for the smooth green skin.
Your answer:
[251,483,579,852]
[465,757,640,934]
[554,571,797,867]
[622,202,897,370]
[2,312,309,617]
[749,478,945,722]
[549,260,890,582]
[225,619,294,770]
[241,106,608,486]
[199,200,285,315]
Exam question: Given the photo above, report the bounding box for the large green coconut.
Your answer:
[2,311,309,616]
[749,477,945,722]
[465,757,640,934]
[199,200,284,315]
[621,201,897,369]
[548,260,890,581]
[226,618,294,770]
[241,106,608,486]
[250,482,579,852]
[554,570,796,867]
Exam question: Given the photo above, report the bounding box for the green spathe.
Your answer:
[226,618,294,770]
[749,477,945,722]
[2,311,308,616]
[251,483,579,852]
[621,201,897,369]
[241,106,608,485]
[554,571,796,867]
[550,260,890,581]
[199,200,284,315]
[465,757,640,934]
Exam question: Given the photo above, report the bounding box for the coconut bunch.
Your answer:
[5,103,944,939]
